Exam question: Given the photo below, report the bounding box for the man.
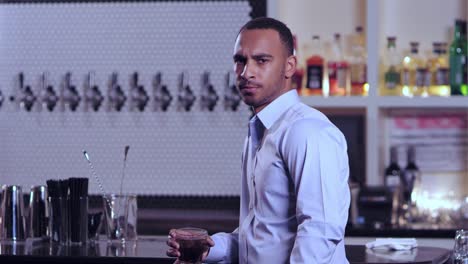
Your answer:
[167,17,350,263]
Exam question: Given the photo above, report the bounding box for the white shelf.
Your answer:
[376,96,468,108]
[300,96,369,108]
[301,96,468,109]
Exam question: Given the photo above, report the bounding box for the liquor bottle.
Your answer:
[450,19,468,96]
[305,35,325,96]
[349,26,367,96]
[402,42,426,97]
[381,37,401,96]
[292,35,304,95]
[385,146,402,190]
[328,33,349,96]
[428,42,450,96]
[402,146,420,204]
[413,42,429,96]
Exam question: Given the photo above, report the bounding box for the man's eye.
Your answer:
[235,59,246,65]
[258,59,267,64]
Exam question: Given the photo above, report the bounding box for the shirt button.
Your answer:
[249,205,253,210]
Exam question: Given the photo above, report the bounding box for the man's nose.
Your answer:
[240,61,254,79]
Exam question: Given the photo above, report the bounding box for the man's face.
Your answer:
[233,29,294,113]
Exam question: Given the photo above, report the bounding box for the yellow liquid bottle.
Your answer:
[381,37,401,96]
[349,26,367,96]
[428,42,450,96]
[402,42,427,97]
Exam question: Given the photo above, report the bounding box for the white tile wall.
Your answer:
[0,1,252,196]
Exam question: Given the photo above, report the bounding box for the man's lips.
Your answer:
[239,84,260,90]
[239,86,258,94]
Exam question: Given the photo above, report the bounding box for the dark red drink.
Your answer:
[175,227,208,264]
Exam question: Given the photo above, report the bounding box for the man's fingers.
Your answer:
[166,248,181,257]
[168,229,177,238]
[166,239,179,249]
[207,236,215,247]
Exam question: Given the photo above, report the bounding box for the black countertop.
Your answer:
[0,236,453,264]
[345,225,457,238]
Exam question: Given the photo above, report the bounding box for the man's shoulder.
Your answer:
[276,102,345,145]
[282,102,334,131]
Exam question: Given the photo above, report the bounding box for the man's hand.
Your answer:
[166,228,215,261]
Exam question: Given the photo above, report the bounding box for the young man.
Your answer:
[167,17,350,263]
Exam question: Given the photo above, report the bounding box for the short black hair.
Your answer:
[239,17,294,56]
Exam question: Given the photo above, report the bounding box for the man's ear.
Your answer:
[285,55,297,79]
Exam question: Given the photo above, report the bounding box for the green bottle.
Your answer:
[450,20,468,95]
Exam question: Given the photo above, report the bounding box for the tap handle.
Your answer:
[16,73,36,111]
[108,72,126,112]
[0,89,3,109]
[184,86,196,111]
[160,85,172,111]
[41,72,58,112]
[85,72,103,111]
[23,85,36,111]
[131,72,139,88]
[224,72,241,111]
[153,73,172,111]
[154,72,162,86]
[136,86,149,112]
[66,73,81,111]
[130,72,148,111]
[92,86,104,112]
[201,72,218,111]
[178,85,196,112]
[45,85,58,112]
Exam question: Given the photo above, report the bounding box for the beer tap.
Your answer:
[200,71,219,111]
[107,72,126,112]
[224,71,241,111]
[10,72,36,111]
[60,72,81,111]
[84,71,104,112]
[177,71,196,111]
[129,72,149,112]
[152,72,172,111]
[39,72,58,112]
[0,89,3,109]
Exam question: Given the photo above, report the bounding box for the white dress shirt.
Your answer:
[206,89,350,263]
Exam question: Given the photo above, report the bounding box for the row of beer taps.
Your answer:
[2,71,242,112]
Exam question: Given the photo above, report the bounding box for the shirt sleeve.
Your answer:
[281,119,350,263]
[204,229,239,263]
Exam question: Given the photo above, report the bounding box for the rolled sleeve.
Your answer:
[205,230,239,263]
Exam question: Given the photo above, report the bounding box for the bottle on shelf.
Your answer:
[328,33,349,96]
[292,35,304,95]
[428,42,450,96]
[402,146,420,204]
[349,26,367,96]
[404,145,422,223]
[385,146,402,190]
[385,146,403,227]
[402,42,427,97]
[304,35,325,96]
[381,36,401,96]
[414,42,429,97]
[449,19,468,96]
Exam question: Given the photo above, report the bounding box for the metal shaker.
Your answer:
[28,185,49,238]
[0,185,26,241]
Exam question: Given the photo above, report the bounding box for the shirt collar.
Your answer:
[255,89,300,130]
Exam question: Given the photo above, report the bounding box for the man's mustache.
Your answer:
[238,79,262,89]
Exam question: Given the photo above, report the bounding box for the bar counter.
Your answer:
[0,236,452,264]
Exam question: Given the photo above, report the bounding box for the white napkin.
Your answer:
[365,238,418,251]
